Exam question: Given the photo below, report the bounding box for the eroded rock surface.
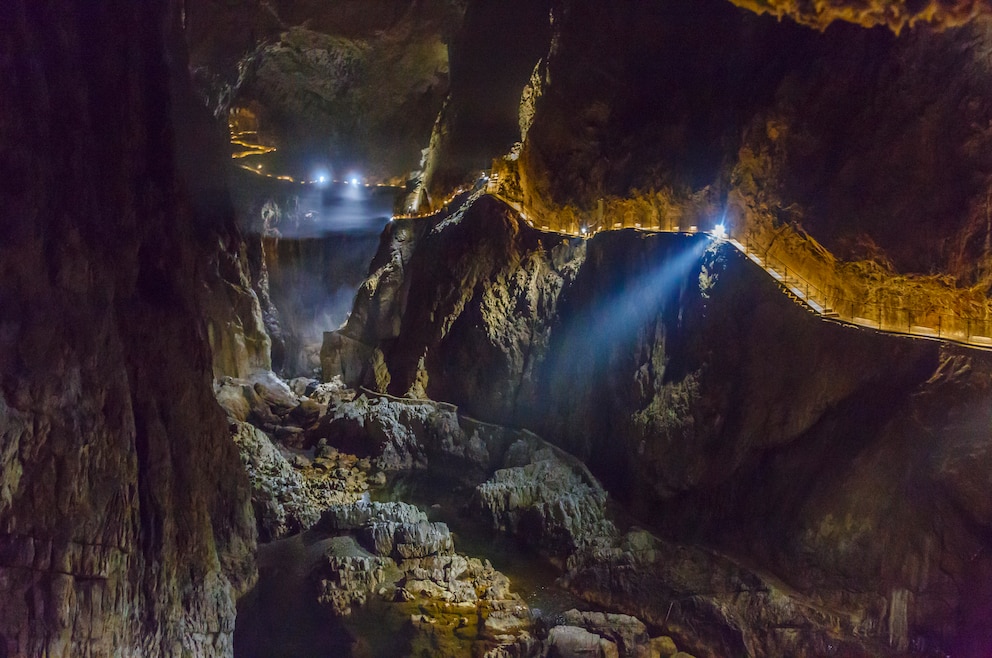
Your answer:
[728,0,992,31]
[324,194,992,656]
[217,373,372,541]
[187,0,462,179]
[232,366,712,657]
[505,0,992,286]
[0,1,256,655]
[305,500,533,656]
[474,453,613,561]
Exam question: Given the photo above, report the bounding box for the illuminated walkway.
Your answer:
[396,182,992,351]
[721,235,992,350]
[230,130,277,159]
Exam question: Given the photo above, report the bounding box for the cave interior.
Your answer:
[3,1,992,657]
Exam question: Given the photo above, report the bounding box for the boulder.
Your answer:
[474,457,614,558]
[558,609,650,658]
[547,626,619,658]
[251,370,299,414]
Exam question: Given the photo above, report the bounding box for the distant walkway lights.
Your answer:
[712,223,727,239]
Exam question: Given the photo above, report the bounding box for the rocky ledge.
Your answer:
[319,193,992,656]
[220,369,696,657]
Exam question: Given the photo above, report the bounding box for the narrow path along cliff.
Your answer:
[406,182,992,352]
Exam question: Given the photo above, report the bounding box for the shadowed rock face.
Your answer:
[0,1,255,655]
[325,196,992,656]
[186,0,463,180]
[418,0,553,201]
[514,0,992,284]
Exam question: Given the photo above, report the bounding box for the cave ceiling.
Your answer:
[728,0,992,31]
[188,0,992,281]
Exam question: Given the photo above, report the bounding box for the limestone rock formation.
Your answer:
[217,372,374,541]
[187,0,463,180]
[550,610,652,658]
[415,0,552,208]
[231,419,320,540]
[202,232,273,380]
[0,1,256,655]
[505,0,992,287]
[233,367,737,656]
[546,625,620,658]
[728,0,992,32]
[474,455,613,560]
[323,194,587,408]
[311,501,533,654]
[327,194,992,655]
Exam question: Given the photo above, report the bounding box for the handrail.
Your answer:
[729,231,992,350]
[397,178,992,351]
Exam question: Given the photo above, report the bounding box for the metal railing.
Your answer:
[401,177,992,351]
[729,233,992,349]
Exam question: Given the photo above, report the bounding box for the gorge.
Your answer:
[3,1,992,657]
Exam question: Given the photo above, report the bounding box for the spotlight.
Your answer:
[713,223,727,239]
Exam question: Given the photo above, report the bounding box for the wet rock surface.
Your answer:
[236,482,537,657]
[229,371,690,657]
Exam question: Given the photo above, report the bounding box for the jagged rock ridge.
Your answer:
[324,195,992,656]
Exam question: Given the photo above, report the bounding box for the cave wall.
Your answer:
[326,197,992,655]
[512,0,992,284]
[417,0,552,205]
[186,0,464,181]
[0,1,256,655]
[728,0,992,32]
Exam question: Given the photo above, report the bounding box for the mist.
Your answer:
[242,177,399,376]
[264,180,398,239]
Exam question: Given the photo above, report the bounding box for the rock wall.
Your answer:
[325,196,992,656]
[0,1,256,656]
[508,0,992,285]
[227,171,391,377]
[187,0,463,180]
[728,0,992,32]
[416,0,552,206]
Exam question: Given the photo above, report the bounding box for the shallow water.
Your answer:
[372,469,585,617]
[235,469,584,657]
[235,533,355,658]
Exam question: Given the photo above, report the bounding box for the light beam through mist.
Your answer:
[254,181,398,239]
[560,236,711,359]
[252,180,400,375]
